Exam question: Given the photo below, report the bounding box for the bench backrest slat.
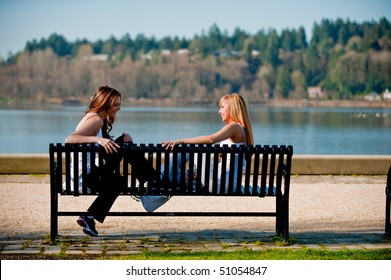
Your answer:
[187,147,195,193]
[55,144,63,194]
[268,146,277,195]
[261,146,271,195]
[195,149,203,193]
[204,149,212,193]
[252,146,260,195]
[236,146,245,193]
[81,145,88,194]
[275,146,286,196]
[211,148,219,194]
[65,146,71,194]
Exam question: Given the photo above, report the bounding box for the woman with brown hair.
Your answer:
[65,85,157,236]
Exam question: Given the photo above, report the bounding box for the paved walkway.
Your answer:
[1,230,390,259]
[0,174,390,258]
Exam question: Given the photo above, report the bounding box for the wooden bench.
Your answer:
[49,143,293,244]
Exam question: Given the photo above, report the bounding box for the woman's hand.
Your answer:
[161,139,183,150]
[122,133,133,143]
[98,138,120,154]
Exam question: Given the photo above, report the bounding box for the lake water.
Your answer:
[0,105,390,155]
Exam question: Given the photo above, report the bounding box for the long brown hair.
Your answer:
[86,85,121,138]
[219,93,254,145]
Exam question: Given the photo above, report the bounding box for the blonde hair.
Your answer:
[219,93,254,145]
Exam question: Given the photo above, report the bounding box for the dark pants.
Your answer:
[87,135,156,222]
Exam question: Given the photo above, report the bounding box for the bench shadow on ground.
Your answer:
[50,229,391,247]
[1,229,389,248]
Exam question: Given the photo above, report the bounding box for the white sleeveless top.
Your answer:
[215,123,246,194]
[63,119,103,193]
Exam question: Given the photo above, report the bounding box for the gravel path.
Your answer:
[0,174,387,239]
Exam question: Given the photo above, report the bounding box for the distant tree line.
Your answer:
[0,17,390,103]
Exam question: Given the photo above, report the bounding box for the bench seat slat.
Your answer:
[58,211,280,217]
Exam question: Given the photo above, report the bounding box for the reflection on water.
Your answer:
[0,106,390,154]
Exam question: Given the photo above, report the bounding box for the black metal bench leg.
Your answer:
[50,183,58,244]
[275,195,289,244]
[50,215,58,244]
[275,190,283,237]
[282,195,289,244]
[276,215,283,237]
[276,195,289,244]
[386,191,390,236]
[386,166,391,236]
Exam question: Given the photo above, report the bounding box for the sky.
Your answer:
[0,0,390,58]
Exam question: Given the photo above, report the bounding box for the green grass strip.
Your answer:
[104,248,391,260]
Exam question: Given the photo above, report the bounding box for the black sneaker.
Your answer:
[77,216,98,237]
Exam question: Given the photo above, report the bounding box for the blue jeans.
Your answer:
[160,153,244,194]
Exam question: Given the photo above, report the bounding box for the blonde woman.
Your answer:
[161,93,254,194]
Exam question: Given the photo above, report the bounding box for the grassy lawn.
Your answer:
[103,248,391,260]
[2,248,390,260]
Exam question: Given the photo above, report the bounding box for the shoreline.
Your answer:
[1,98,391,109]
[123,98,391,108]
[252,98,391,108]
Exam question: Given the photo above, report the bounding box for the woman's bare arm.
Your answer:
[162,123,242,150]
[65,114,119,153]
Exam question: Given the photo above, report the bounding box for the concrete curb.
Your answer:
[1,154,390,175]
[292,155,391,175]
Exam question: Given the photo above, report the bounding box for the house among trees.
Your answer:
[161,49,171,56]
[365,92,382,101]
[364,89,391,101]
[251,50,260,58]
[84,54,109,61]
[307,86,326,99]
[213,49,242,58]
[177,49,189,55]
[383,89,391,101]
